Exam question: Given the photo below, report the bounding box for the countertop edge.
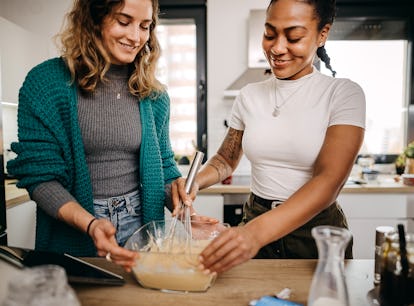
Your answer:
[5,180,30,209]
[199,183,414,194]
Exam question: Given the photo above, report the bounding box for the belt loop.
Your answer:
[125,194,133,214]
[252,193,283,209]
[107,199,114,215]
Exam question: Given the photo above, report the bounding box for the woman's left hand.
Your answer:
[198,226,261,273]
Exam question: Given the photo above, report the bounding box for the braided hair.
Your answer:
[267,0,337,77]
[317,46,336,77]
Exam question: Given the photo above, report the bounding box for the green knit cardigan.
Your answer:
[7,58,181,256]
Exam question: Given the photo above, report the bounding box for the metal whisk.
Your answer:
[167,151,204,253]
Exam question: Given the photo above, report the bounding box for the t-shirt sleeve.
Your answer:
[228,92,246,131]
[329,79,366,128]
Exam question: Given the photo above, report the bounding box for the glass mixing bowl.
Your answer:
[124,219,229,293]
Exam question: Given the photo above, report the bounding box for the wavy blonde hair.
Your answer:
[57,0,164,98]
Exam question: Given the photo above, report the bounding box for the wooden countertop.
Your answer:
[5,180,30,209]
[74,258,376,306]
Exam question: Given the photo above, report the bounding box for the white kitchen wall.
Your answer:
[0,0,71,166]
[0,17,49,103]
[0,0,72,88]
[0,16,49,167]
[0,0,270,175]
[0,0,71,56]
[207,0,269,175]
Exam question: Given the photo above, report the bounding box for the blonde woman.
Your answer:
[8,0,180,271]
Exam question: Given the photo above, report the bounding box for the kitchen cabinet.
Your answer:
[6,200,36,249]
[193,195,224,222]
[164,195,224,222]
[338,193,414,259]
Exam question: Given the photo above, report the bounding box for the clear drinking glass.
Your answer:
[3,265,80,306]
[307,226,352,306]
[357,156,375,179]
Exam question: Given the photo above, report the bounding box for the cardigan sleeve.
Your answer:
[7,59,74,195]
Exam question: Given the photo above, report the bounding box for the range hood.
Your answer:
[224,10,271,98]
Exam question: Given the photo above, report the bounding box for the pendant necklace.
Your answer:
[108,64,129,100]
[113,81,128,100]
[272,81,303,117]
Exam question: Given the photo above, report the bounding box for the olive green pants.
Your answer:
[240,193,353,259]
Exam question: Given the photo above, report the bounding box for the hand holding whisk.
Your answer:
[167,151,204,252]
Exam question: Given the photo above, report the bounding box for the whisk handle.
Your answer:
[185,151,204,194]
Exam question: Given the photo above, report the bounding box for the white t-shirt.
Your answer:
[229,68,366,200]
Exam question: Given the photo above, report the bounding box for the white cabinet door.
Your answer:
[164,195,224,223]
[338,193,414,219]
[6,201,36,249]
[337,193,414,259]
[346,218,413,259]
[193,195,224,222]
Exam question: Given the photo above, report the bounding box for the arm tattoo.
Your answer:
[208,157,231,182]
[218,128,243,161]
[207,128,243,181]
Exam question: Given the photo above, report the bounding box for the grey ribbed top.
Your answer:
[32,65,142,217]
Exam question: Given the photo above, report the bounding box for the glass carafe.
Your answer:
[307,226,352,306]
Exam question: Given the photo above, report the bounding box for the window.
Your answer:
[158,2,207,160]
[319,16,413,158]
[320,39,408,155]
[157,21,197,157]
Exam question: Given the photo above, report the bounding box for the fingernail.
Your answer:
[202,269,211,275]
[198,263,204,270]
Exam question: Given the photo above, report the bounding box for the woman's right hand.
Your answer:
[88,218,139,272]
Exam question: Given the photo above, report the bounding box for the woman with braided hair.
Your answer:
[172,0,365,273]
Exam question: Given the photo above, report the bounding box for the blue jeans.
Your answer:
[93,190,142,246]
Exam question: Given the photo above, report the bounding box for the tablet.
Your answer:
[0,245,125,286]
